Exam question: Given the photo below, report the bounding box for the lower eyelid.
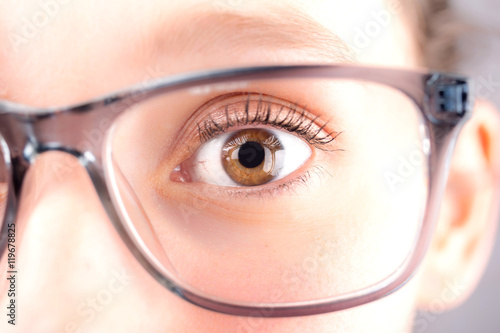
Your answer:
[182,159,326,201]
[230,165,326,199]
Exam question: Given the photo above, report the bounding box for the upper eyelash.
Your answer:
[196,93,342,151]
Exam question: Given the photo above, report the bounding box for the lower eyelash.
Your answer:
[212,165,331,199]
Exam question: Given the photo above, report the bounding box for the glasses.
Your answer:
[0,65,472,317]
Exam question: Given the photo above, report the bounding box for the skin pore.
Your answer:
[1,0,500,332]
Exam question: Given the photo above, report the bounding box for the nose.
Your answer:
[2,151,143,331]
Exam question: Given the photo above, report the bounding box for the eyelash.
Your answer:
[195,93,341,151]
[210,165,332,199]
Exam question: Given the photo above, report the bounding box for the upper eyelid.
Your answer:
[192,93,341,150]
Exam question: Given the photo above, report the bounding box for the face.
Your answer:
[1,0,495,332]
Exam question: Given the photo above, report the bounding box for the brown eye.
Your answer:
[222,129,283,186]
[174,125,312,187]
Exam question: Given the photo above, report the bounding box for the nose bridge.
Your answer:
[19,150,82,206]
[16,151,123,272]
[15,151,108,247]
[4,151,146,330]
[18,150,121,245]
[0,100,123,168]
[0,103,135,272]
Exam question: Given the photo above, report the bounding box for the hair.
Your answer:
[417,0,468,71]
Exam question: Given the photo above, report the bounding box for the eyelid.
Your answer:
[180,93,341,152]
[164,93,341,200]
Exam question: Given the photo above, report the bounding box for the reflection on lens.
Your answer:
[106,77,429,305]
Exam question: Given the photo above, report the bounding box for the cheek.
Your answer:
[140,270,419,333]
[0,153,421,333]
[122,150,425,305]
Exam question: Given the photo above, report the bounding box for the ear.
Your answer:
[417,99,500,311]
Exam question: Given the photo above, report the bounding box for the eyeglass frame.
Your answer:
[0,64,473,317]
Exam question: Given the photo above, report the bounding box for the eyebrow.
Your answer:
[150,9,357,66]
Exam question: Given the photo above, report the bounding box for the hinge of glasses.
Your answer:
[425,74,473,125]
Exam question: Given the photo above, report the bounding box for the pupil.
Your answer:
[238,141,265,168]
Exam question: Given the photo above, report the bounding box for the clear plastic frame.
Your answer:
[0,65,473,317]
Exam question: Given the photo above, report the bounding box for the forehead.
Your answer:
[0,0,416,106]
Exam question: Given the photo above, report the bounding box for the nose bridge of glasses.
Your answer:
[2,101,125,160]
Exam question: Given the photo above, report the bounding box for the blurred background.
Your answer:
[422,0,500,331]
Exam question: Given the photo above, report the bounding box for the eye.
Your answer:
[173,127,312,187]
[168,93,339,191]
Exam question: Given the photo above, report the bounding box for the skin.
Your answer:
[1,0,500,332]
